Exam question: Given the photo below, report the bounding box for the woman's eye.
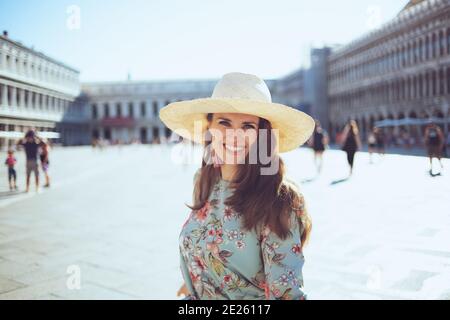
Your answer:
[243,125,255,130]
[219,121,231,127]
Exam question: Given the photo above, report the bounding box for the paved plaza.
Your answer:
[0,144,449,299]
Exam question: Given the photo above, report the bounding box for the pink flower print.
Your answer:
[206,242,220,255]
[271,287,281,297]
[223,275,232,283]
[235,240,246,249]
[279,274,289,286]
[224,207,235,221]
[191,256,207,275]
[262,282,270,299]
[291,243,302,255]
[195,201,211,222]
[189,271,200,283]
[208,228,216,237]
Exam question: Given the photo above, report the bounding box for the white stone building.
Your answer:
[81,78,282,144]
[0,31,82,149]
[327,0,450,142]
[81,80,217,144]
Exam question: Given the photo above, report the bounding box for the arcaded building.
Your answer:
[81,80,217,144]
[327,0,450,142]
[0,31,83,149]
[81,79,283,144]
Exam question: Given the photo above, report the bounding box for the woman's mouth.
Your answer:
[223,144,245,153]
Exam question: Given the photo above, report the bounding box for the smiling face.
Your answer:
[208,113,260,164]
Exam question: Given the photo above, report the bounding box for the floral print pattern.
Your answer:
[179,170,308,300]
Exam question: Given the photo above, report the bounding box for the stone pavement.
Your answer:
[0,144,449,299]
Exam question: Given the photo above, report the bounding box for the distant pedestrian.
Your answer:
[40,140,50,188]
[16,130,44,192]
[308,120,329,174]
[367,128,377,163]
[424,122,444,173]
[341,120,362,176]
[4,149,18,191]
[375,127,385,155]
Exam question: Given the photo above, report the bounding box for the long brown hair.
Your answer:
[187,113,312,249]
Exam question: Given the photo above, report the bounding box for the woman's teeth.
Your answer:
[224,144,244,152]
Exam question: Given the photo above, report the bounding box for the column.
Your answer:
[122,100,129,117]
[96,101,104,119]
[27,90,33,109]
[110,101,116,117]
[42,94,48,111]
[11,86,17,107]
[19,87,25,108]
[1,84,7,107]
[0,44,6,68]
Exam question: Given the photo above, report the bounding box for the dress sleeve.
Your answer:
[260,210,307,300]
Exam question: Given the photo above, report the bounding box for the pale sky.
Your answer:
[0,0,409,82]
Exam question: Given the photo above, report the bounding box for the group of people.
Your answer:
[4,129,50,192]
[307,119,361,176]
[308,119,447,176]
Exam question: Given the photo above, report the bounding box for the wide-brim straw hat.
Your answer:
[159,72,315,153]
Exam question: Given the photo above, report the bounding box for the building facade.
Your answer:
[327,0,450,143]
[81,80,217,144]
[81,79,285,145]
[0,31,82,149]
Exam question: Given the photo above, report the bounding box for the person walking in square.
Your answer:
[424,122,444,174]
[341,120,362,176]
[16,130,44,193]
[308,119,328,174]
[40,140,51,188]
[4,149,18,191]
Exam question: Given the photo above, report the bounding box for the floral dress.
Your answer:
[179,170,308,300]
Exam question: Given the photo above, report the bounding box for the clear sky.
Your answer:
[0,0,409,82]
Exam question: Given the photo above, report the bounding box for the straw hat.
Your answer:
[159,72,315,153]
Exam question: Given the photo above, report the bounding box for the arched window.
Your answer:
[104,103,110,118]
[431,70,437,96]
[153,101,158,116]
[128,102,134,118]
[140,101,146,117]
[431,33,437,58]
[439,69,444,95]
[439,31,445,56]
[418,74,423,98]
[116,102,122,117]
[92,104,98,119]
[424,73,429,96]
[447,67,450,94]
[447,28,450,55]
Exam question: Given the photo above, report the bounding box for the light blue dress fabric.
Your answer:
[179,170,307,300]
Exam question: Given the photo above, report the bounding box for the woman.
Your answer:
[309,120,329,174]
[40,140,50,188]
[424,122,444,173]
[160,72,314,300]
[341,120,362,176]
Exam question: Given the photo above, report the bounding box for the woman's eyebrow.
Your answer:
[217,117,257,126]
